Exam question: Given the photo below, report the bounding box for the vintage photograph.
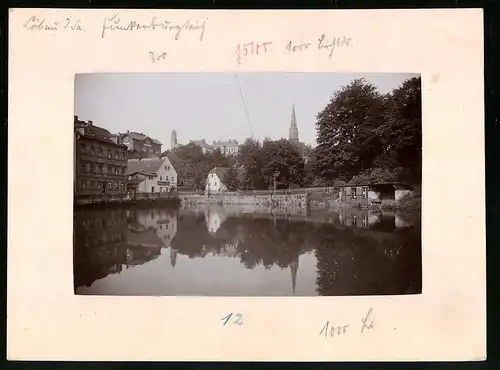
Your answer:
[73,72,422,296]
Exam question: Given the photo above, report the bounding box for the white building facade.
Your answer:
[205,167,229,193]
[127,156,177,193]
[212,139,239,156]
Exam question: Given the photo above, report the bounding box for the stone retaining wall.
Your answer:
[180,193,309,209]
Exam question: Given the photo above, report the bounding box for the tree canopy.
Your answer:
[314,77,422,186]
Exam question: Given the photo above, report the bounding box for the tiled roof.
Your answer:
[127,157,165,175]
[122,132,162,145]
[208,167,229,183]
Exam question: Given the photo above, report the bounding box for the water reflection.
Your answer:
[74,205,421,296]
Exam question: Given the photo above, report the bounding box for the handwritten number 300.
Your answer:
[222,313,243,326]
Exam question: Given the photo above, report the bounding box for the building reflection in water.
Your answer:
[73,207,178,289]
[74,205,421,296]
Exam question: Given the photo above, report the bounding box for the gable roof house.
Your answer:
[127,156,177,194]
[205,167,230,193]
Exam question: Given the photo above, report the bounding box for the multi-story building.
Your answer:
[115,131,162,155]
[190,139,213,154]
[212,139,239,156]
[127,156,178,193]
[74,116,129,195]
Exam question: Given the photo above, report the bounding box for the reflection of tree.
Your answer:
[172,209,312,271]
[233,218,311,270]
[312,223,421,296]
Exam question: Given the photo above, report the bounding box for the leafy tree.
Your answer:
[315,78,387,184]
[261,139,305,189]
[225,168,240,191]
[381,76,422,185]
[207,148,229,168]
[237,138,266,190]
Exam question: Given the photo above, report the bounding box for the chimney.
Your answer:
[88,120,93,126]
[127,130,129,133]
[74,115,78,122]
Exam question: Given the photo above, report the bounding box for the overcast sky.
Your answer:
[75,72,419,149]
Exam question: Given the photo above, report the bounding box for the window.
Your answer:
[151,187,155,193]
[172,176,174,181]
[160,187,163,192]
[115,167,119,175]
[108,182,112,190]
[121,167,125,175]
[79,162,85,173]
[114,182,118,190]
[81,180,86,190]
[98,147,103,157]
[115,151,119,159]
[99,164,104,174]
[108,151,112,159]
[120,183,125,192]
[90,181,95,189]
[160,176,163,180]
[90,146,95,156]
[97,182,101,189]
[351,187,356,199]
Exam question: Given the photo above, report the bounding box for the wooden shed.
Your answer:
[339,182,411,206]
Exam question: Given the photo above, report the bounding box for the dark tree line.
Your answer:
[314,77,422,187]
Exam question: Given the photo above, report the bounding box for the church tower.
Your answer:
[289,103,299,143]
[171,129,178,149]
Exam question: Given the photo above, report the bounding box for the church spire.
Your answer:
[289,102,299,143]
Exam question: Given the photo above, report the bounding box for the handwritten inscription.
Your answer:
[285,35,353,58]
[222,313,243,326]
[149,51,167,63]
[22,15,85,33]
[285,40,312,52]
[101,13,207,41]
[320,322,349,337]
[318,34,353,58]
[360,308,375,333]
[235,42,273,66]
[320,309,375,339]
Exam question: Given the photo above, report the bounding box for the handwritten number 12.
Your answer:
[222,312,243,326]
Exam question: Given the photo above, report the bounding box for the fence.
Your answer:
[204,186,337,197]
[75,191,178,205]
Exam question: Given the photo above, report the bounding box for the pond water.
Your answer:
[74,204,421,296]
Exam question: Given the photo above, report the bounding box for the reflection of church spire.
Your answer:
[290,254,299,295]
[170,248,178,268]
